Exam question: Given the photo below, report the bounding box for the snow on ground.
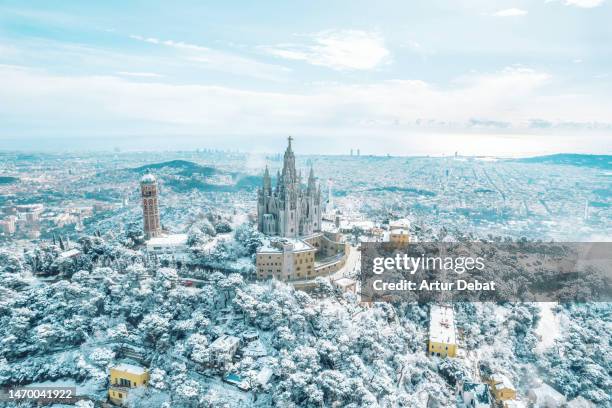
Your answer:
[535,302,561,353]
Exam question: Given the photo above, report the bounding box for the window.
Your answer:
[118,393,123,399]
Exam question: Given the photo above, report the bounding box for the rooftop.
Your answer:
[429,305,456,344]
[333,277,357,287]
[258,237,314,253]
[59,248,81,258]
[389,218,411,229]
[111,363,147,376]
[210,334,240,351]
[140,173,157,184]
[491,373,515,390]
[146,233,188,247]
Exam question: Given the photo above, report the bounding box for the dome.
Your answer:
[140,173,157,184]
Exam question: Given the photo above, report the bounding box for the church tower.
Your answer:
[140,174,162,239]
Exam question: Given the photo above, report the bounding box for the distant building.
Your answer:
[257,137,322,238]
[15,204,44,220]
[458,381,491,408]
[387,228,410,246]
[108,363,149,406]
[140,174,161,239]
[389,218,411,230]
[428,305,457,357]
[488,373,517,402]
[0,216,16,235]
[332,277,357,293]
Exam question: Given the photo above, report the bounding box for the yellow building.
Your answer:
[389,228,410,246]
[489,374,517,402]
[428,305,457,358]
[256,238,316,281]
[256,232,348,282]
[108,363,149,405]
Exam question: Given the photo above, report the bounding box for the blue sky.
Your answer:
[0,0,611,155]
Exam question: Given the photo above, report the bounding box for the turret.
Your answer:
[307,166,316,194]
[263,165,271,194]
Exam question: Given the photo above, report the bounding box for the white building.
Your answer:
[429,305,457,357]
[146,234,189,262]
[209,335,240,369]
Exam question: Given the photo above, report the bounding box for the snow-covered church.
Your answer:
[257,137,322,238]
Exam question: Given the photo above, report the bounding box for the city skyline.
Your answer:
[1,1,611,155]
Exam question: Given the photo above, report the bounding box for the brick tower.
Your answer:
[140,174,161,239]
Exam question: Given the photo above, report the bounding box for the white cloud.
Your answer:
[0,65,610,142]
[116,71,163,78]
[546,0,605,7]
[564,0,605,8]
[129,34,290,81]
[262,30,390,70]
[493,8,528,17]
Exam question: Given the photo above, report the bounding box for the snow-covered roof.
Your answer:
[147,233,188,247]
[333,277,356,288]
[59,248,81,258]
[242,339,267,357]
[503,401,527,408]
[339,219,375,230]
[257,367,274,385]
[567,396,596,408]
[429,305,456,344]
[140,173,157,184]
[210,334,240,351]
[491,373,515,390]
[258,238,314,253]
[389,218,411,229]
[111,363,147,376]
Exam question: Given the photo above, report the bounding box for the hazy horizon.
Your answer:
[1,1,611,156]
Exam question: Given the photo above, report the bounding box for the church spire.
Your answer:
[263,165,271,193]
[307,165,316,193]
[281,136,297,185]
